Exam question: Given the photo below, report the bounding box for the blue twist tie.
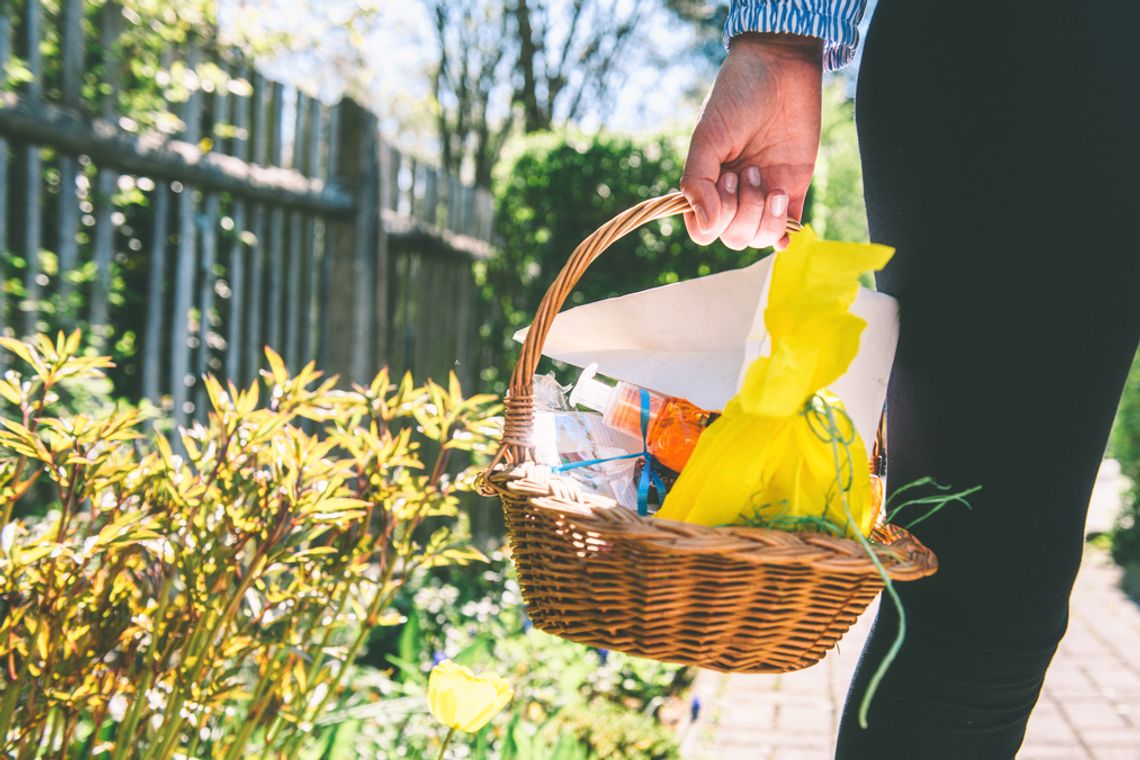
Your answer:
[554,387,666,515]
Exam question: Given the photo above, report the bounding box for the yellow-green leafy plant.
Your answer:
[0,332,501,758]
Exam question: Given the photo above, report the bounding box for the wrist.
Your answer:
[728,32,824,65]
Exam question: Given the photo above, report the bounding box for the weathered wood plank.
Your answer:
[226,200,247,383]
[270,84,286,164]
[392,248,416,375]
[170,182,198,426]
[89,2,124,345]
[461,184,476,237]
[301,98,322,362]
[19,0,44,335]
[326,99,380,385]
[421,166,438,225]
[285,210,302,366]
[195,192,220,416]
[381,209,493,260]
[433,256,446,378]
[55,0,84,322]
[407,158,418,219]
[60,0,84,106]
[454,257,475,388]
[373,137,392,371]
[446,172,460,234]
[283,91,307,365]
[0,142,7,341]
[55,158,81,315]
[267,207,284,354]
[266,83,285,355]
[225,65,252,383]
[19,149,42,336]
[247,205,266,379]
[140,185,169,400]
[245,72,269,380]
[293,92,307,174]
[0,13,10,344]
[22,0,42,99]
[193,72,228,408]
[387,145,401,212]
[316,103,338,375]
[476,187,494,242]
[88,168,117,345]
[0,93,354,216]
[412,252,436,378]
[169,45,203,429]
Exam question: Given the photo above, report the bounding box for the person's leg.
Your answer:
[836,1,1140,757]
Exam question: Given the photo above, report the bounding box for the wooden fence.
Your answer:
[0,0,494,428]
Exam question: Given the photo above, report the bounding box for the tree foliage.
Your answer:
[477,81,870,394]
[478,131,765,392]
[660,0,727,68]
[428,0,653,185]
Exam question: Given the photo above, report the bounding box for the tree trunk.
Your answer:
[514,0,548,132]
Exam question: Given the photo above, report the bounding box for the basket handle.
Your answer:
[483,191,803,474]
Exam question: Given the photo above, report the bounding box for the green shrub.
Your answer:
[0,331,500,758]
[481,83,869,395]
[337,547,693,758]
[481,132,765,394]
[542,698,682,760]
[1111,349,1140,567]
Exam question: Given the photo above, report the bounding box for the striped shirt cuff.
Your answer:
[723,0,867,71]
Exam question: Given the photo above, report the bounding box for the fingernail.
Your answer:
[745,167,762,187]
[723,172,738,193]
[692,203,709,231]
[770,193,788,216]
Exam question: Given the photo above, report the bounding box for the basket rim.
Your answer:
[483,462,939,582]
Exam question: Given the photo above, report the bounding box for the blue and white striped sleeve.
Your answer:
[724,0,868,71]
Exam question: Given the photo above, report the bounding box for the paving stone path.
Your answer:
[681,462,1139,760]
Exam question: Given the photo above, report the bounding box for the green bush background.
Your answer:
[1111,351,1140,568]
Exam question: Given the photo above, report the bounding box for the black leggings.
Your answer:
[836,1,1140,758]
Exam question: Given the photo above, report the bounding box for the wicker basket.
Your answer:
[480,192,938,674]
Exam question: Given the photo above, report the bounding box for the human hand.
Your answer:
[681,33,823,250]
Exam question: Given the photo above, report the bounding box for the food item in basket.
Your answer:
[570,365,716,472]
[531,409,642,508]
[533,372,573,411]
[655,227,894,539]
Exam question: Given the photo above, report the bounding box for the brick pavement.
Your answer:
[681,462,1140,760]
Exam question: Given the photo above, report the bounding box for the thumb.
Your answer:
[680,121,727,246]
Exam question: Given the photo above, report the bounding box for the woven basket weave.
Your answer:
[480,192,938,673]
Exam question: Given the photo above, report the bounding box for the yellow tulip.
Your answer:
[656,227,893,539]
[427,659,513,734]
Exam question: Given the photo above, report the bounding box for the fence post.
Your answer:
[225,62,252,384]
[421,167,438,226]
[89,2,122,346]
[325,98,383,385]
[169,44,202,429]
[246,71,269,382]
[56,0,83,321]
[0,11,11,345]
[266,83,286,355]
[141,185,169,402]
[19,0,43,336]
[301,97,322,364]
[375,143,394,369]
[316,103,339,376]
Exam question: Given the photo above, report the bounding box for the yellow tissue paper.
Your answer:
[655,227,894,538]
